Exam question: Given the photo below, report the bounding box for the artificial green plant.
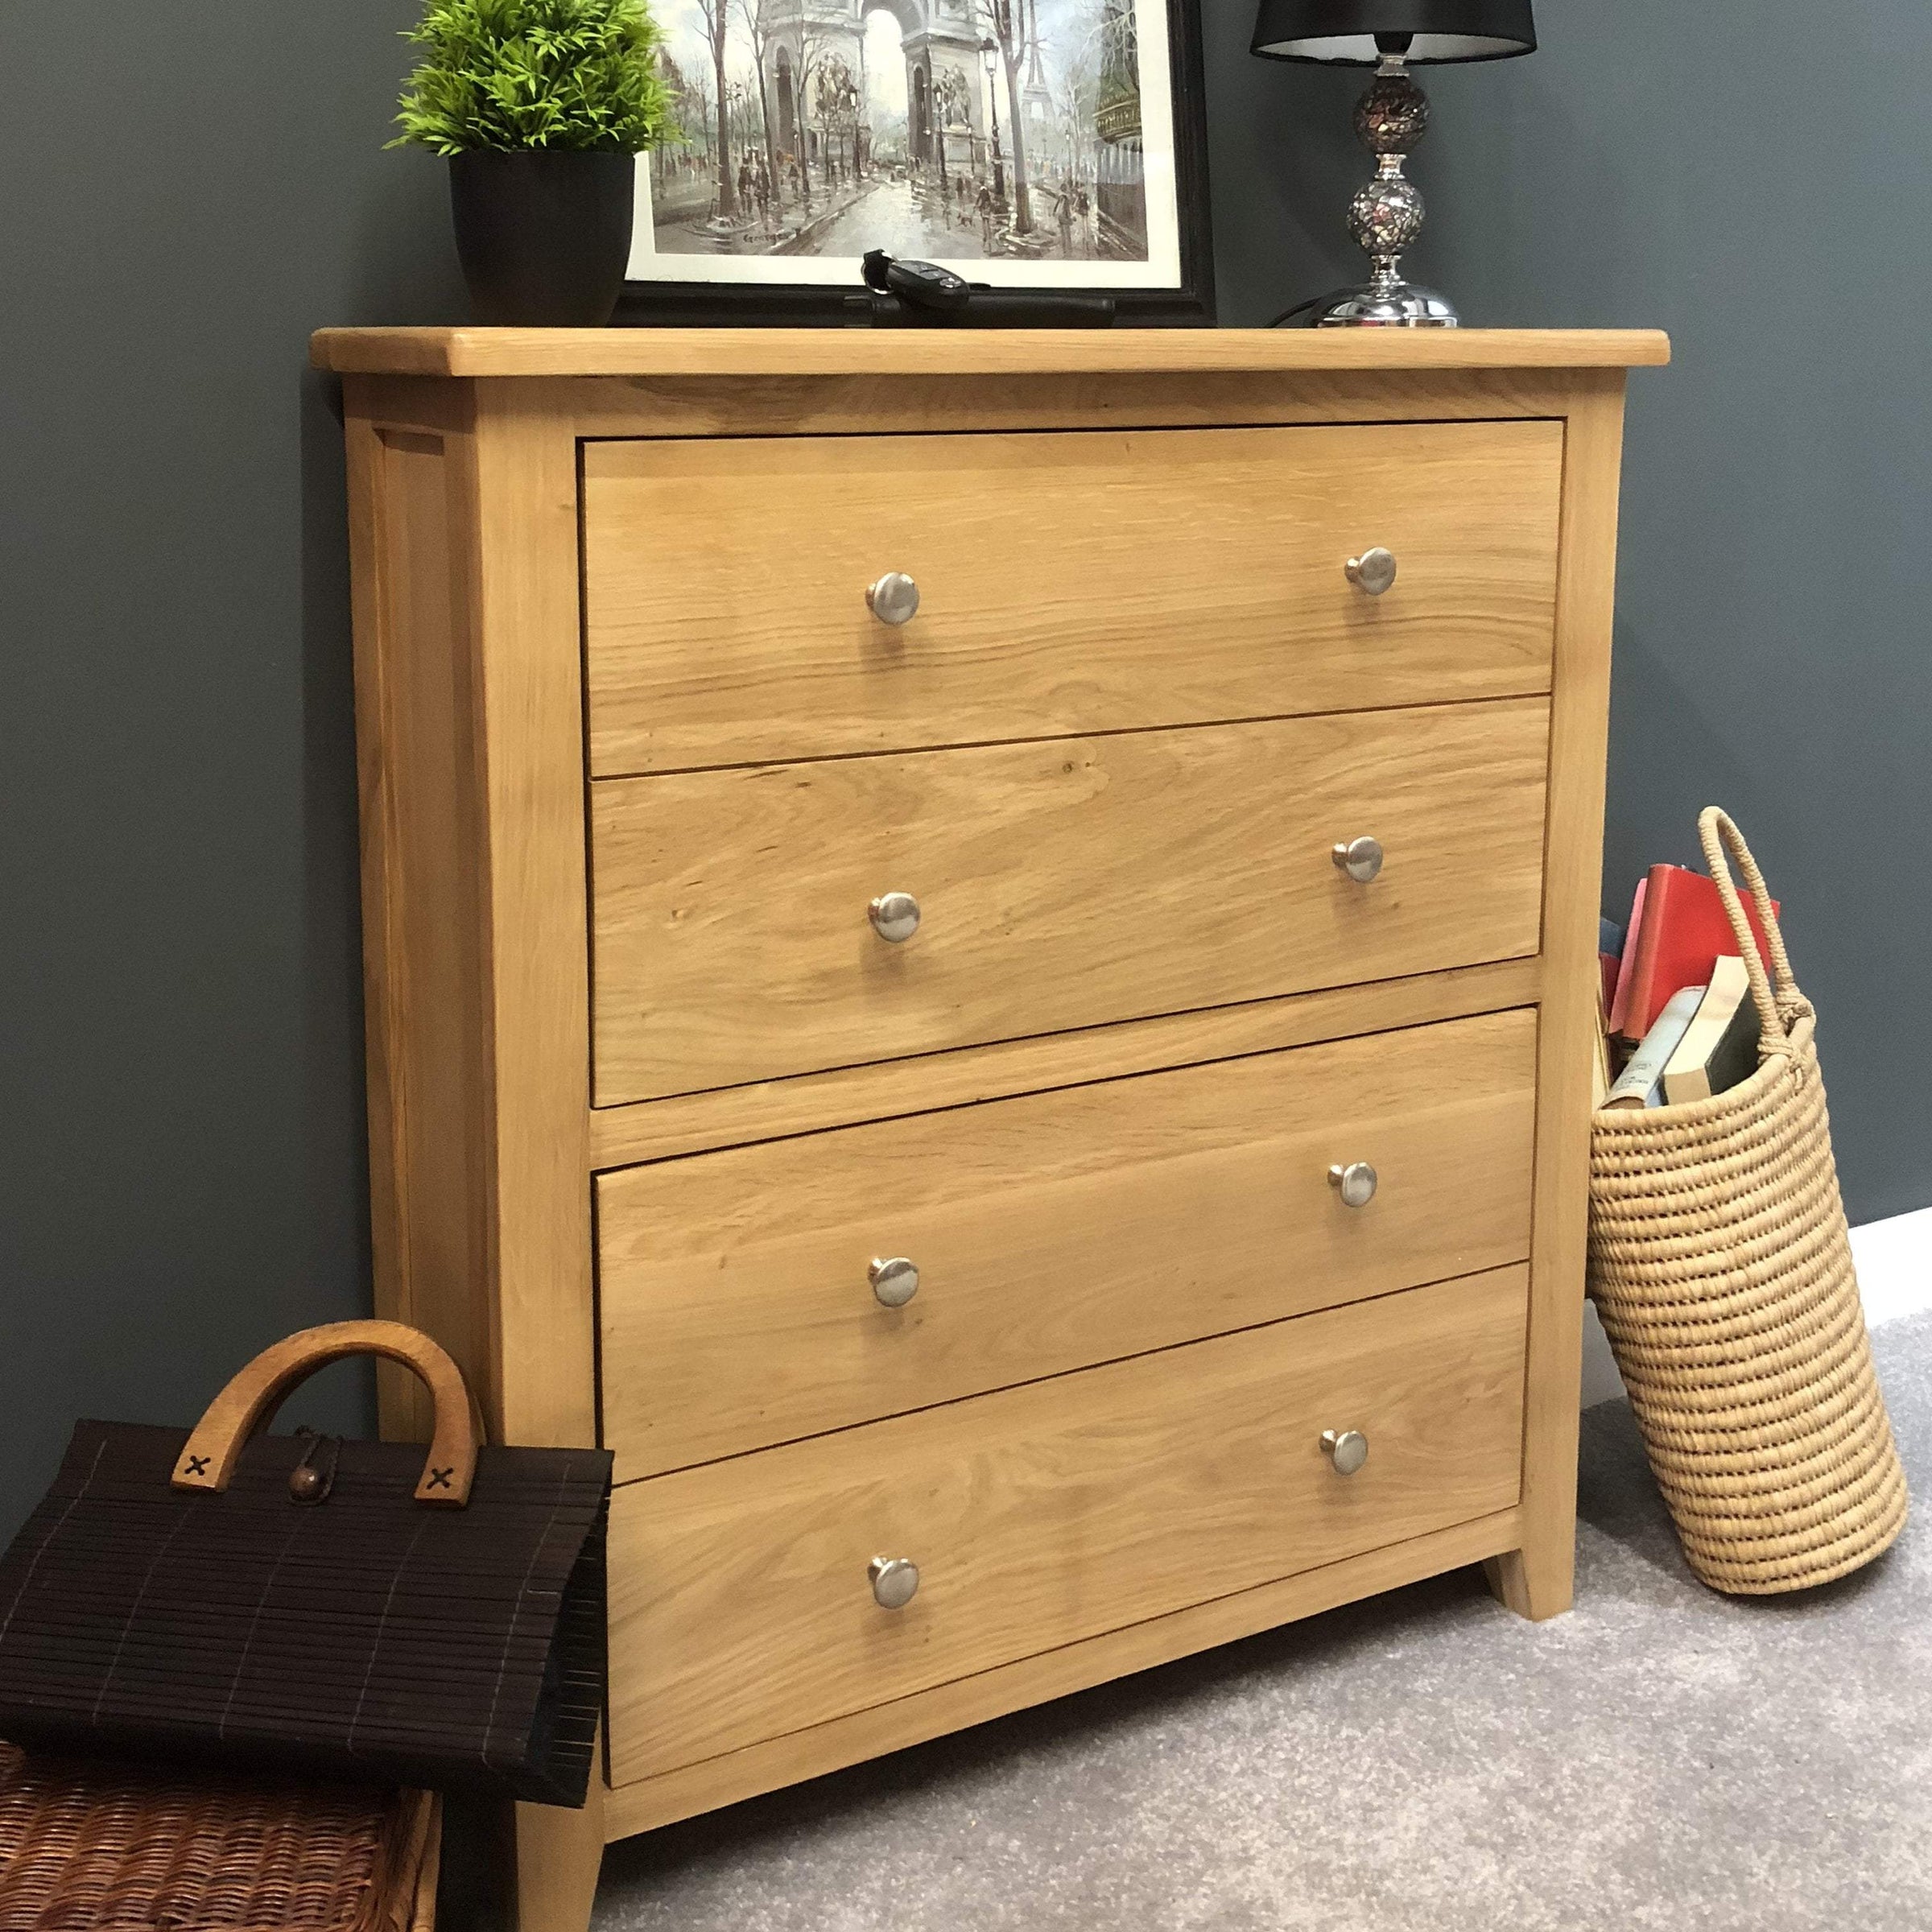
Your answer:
[392,0,675,153]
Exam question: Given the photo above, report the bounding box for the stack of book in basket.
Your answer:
[1596,858,1781,1109]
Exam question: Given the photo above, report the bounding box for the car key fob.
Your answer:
[890,258,972,312]
[862,249,972,312]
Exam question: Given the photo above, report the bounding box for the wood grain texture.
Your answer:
[605,1266,1528,1785]
[342,374,475,439]
[590,699,1552,1104]
[310,326,1672,379]
[328,341,1657,1870]
[585,957,1544,1170]
[514,1760,605,1932]
[462,396,606,1932]
[558,369,1596,442]
[410,1795,442,1932]
[345,386,606,1932]
[1487,374,1631,1623]
[348,391,598,1453]
[597,1010,1538,1478]
[464,389,598,1455]
[601,1503,1521,1839]
[344,411,495,1444]
[582,422,1563,774]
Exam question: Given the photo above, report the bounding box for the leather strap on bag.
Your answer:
[1697,807,1804,1059]
[171,1320,483,1506]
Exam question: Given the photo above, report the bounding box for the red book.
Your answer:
[1616,864,1780,1041]
[1599,952,1620,1017]
[1605,876,1649,1037]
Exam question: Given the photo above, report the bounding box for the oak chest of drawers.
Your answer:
[314,324,1666,1932]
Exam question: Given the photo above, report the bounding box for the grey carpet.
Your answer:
[593,1310,1931,1931]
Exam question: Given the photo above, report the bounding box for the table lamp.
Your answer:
[1251,1,1536,326]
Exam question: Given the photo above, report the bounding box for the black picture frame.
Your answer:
[615,0,1214,328]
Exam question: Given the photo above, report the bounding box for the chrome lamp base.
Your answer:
[1299,56,1459,329]
[1314,270,1458,328]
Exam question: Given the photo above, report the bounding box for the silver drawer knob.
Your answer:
[1322,1428,1369,1476]
[868,891,921,943]
[866,572,921,625]
[869,1556,920,1608]
[1331,836,1384,883]
[869,1257,920,1308]
[1345,547,1397,596]
[1329,1162,1378,1208]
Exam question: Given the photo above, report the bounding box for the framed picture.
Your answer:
[617,0,1214,325]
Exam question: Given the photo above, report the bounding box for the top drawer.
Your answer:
[581,420,1564,776]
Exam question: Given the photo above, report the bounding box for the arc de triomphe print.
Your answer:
[640,0,1170,274]
[768,0,985,171]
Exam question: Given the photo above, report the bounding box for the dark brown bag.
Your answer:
[0,1322,610,1806]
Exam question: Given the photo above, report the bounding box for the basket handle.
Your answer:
[1696,807,1800,1052]
[171,1320,482,1507]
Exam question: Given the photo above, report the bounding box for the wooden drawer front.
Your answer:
[598,1009,1537,1480]
[590,698,1549,1104]
[580,421,1563,776]
[606,1266,1527,1785]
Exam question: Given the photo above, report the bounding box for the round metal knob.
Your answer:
[1331,836,1384,884]
[1322,1428,1369,1476]
[869,1257,920,1308]
[1329,1161,1378,1209]
[1345,547,1397,596]
[866,572,921,626]
[869,1556,920,1608]
[868,891,921,943]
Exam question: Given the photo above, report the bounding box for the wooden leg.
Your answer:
[1484,1538,1574,1622]
[513,1780,606,1932]
[1494,378,1627,1636]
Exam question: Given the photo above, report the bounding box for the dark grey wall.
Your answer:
[2,0,1926,1542]
[0,2,467,1541]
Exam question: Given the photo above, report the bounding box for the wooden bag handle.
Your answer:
[171,1320,482,1506]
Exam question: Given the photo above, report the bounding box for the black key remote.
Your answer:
[862,249,972,312]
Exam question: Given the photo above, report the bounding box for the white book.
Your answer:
[1603,983,1706,1110]
[1661,954,1756,1104]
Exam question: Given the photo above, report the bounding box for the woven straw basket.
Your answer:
[1587,808,1909,1594]
[0,1744,438,1932]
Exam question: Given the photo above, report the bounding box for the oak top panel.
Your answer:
[310,325,1670,379]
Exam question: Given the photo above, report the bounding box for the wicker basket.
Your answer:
[1587,808,1909,1594]
[0,1744,438,1932]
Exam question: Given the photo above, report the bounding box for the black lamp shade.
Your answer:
[1252,0,1534,64]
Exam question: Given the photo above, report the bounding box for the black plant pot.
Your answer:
[448,150,635,327]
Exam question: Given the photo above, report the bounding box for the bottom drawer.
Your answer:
[607,1265,1528,1785]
